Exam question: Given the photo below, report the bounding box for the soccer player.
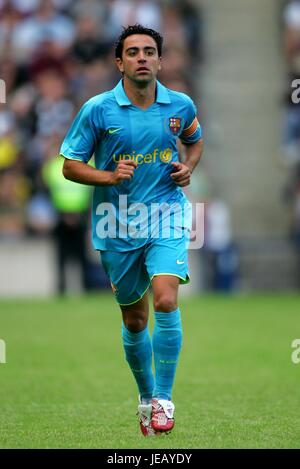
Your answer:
[60,24,203,436]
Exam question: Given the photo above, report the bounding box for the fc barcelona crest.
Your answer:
[169,117,182,136]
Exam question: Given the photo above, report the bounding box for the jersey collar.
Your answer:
[114,79,171,106]
[156,80,171,104]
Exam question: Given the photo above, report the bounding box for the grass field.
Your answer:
[0,293,299,449]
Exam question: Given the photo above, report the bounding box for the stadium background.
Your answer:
[0,0,299,449]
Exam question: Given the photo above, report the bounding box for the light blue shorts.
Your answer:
[100,233,190,306]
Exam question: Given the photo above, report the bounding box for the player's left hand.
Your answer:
[170,162,191,187]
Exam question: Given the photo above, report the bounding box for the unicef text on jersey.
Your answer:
[95,196,205,250]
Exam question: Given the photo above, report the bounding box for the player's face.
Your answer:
[116,34,161,84]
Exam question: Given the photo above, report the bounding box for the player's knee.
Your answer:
[154,295,177,313]
[123,315,148,333]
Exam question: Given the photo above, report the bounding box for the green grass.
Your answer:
[0,293,299,448]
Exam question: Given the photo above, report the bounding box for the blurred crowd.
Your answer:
[282,0,300,273]
[0,0,204,291]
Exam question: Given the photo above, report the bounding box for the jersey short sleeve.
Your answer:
[60,100,99,163]
[179,96,202,144]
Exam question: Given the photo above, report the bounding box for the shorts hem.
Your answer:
[117,283,151,307]
[150,273,190,285]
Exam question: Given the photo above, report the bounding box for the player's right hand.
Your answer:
[111,159,137,184]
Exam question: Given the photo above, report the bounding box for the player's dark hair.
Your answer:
[115,24,163,59]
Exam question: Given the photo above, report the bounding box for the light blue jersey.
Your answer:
[60,79,202,251]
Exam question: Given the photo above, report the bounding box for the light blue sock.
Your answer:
[122,323,154,401]
[152,308,182,400]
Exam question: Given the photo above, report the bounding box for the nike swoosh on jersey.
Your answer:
[108,128,123,134]
[176,260,185,265]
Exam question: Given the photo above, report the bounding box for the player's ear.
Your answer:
[158,57,162,71]
[115,58,124,73]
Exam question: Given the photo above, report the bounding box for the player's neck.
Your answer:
[123,78,156,110]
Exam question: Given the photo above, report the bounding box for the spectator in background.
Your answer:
[0,0,40,16]
[0,109,29,237]
[283,0,300,74]
[71,12,116,102]
[72,14,112,64]
[70,0,108,25]
[9,0,76,64]
[33,69,73,138]
[203,196,239,292]
[107,0,162,37]
[282,0,300,165]
[0,110,18,169]
[291,180,300,286]
[175,0,203,61]
[0,4,22,64]
[25,69,74,189]
[282,165,300,286]
[42,136,92,294]
[9,85,36,147]
[281,1,300,288]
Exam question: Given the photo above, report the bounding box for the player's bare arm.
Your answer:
[63,158,137,186]
[170,138,203,187]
